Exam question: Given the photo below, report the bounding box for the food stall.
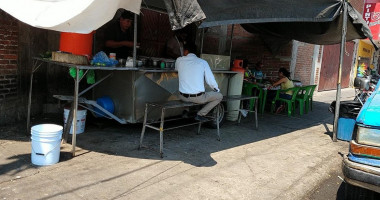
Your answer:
[21,1,244,156]
[28,54,241,157]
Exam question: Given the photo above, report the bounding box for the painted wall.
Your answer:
[292,0,365,90]
[355,40,376,77]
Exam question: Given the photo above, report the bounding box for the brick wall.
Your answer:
[0,11,18,101]
[202,24,292,79]
[0,10,21,125]
[350,0,364,13]
[294,42,314,84]
[0,10,58,126]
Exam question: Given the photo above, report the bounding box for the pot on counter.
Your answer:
[152,60,158,67]
[146,58,153,67]
[118,59,126,67]
[166,61,175,69]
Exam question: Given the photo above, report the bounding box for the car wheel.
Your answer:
[344,183,372,200]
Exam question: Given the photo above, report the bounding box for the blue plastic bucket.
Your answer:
[337,118,356,141]
[94,96,115,117]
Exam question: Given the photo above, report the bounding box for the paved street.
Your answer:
[0,88,365,200]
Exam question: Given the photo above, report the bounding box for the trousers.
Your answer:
[179,91,223,116]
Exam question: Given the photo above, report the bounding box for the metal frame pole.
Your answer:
[216,104,220,141]
[333,0,348,142]
[229,24,235,57]
[27,71,34,134]
[139,103,149,149]
[71,67,79,156]
[200,28,204,54]
[133,13,138,67]
[159,108,165,158]
[27,60,43,134]
[226,25,235,97]
[255,97,258,130]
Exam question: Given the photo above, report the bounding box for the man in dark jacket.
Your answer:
[105,10,137,59]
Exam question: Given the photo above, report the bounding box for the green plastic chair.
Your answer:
[271,87,301,116]
[242,82,263,113]
[295,86,313,115]
[307,85,317,111]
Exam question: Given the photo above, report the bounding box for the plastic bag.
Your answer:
[86,69,95,84]
[91,51,118,66]
[69,68,84,79]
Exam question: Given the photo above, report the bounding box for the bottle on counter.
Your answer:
[109,53,116,60]
[160,61,165,69]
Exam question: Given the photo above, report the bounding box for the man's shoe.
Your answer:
[195,114,209,122]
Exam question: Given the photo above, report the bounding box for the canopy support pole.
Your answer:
[133,13,138,67]
[333,0,348,142]
[200,28,204,54]
[229,24,235,57]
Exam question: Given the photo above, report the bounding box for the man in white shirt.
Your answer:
[175,43,223,121]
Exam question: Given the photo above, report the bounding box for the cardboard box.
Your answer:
[52,51,89,65]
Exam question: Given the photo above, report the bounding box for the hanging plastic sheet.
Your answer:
[163,0,206,30]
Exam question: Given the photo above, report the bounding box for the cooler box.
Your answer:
[337,117,356,141]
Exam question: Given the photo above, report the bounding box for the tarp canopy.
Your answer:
[198,0,345,27]
[0,0,142,34]
[240,3,376,53]
[163,0,376,50]
[0,0,375,49]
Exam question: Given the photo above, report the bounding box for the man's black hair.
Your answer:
[184,43,197,53]
[121,10,134,20]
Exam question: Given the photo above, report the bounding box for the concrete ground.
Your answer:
[0,89,356,200]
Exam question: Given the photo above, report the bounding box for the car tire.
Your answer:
[344,183,372,200]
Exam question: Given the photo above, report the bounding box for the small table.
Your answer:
[243,81,280,113]
[139,95,259,158]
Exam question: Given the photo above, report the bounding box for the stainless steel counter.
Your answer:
[93,69,239,123]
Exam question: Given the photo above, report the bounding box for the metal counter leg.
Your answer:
[197,122,201,135]
[27,72,34,135]
[62,104,74,144]
[217,104,220,141]
[238,100,243,124]
[27,61,43,135]
[139,103,149,149]
[71,67,79,157]
[255,97,258,130]
[159,108,165,158]
[262,90,267,115]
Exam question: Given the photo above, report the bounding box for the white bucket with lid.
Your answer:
[63,108,87,134]
[31,124,63,166]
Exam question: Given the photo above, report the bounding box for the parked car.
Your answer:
[342,80,380,197]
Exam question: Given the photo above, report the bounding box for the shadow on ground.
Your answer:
[0,100,335,173]
[306,161,380,200]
